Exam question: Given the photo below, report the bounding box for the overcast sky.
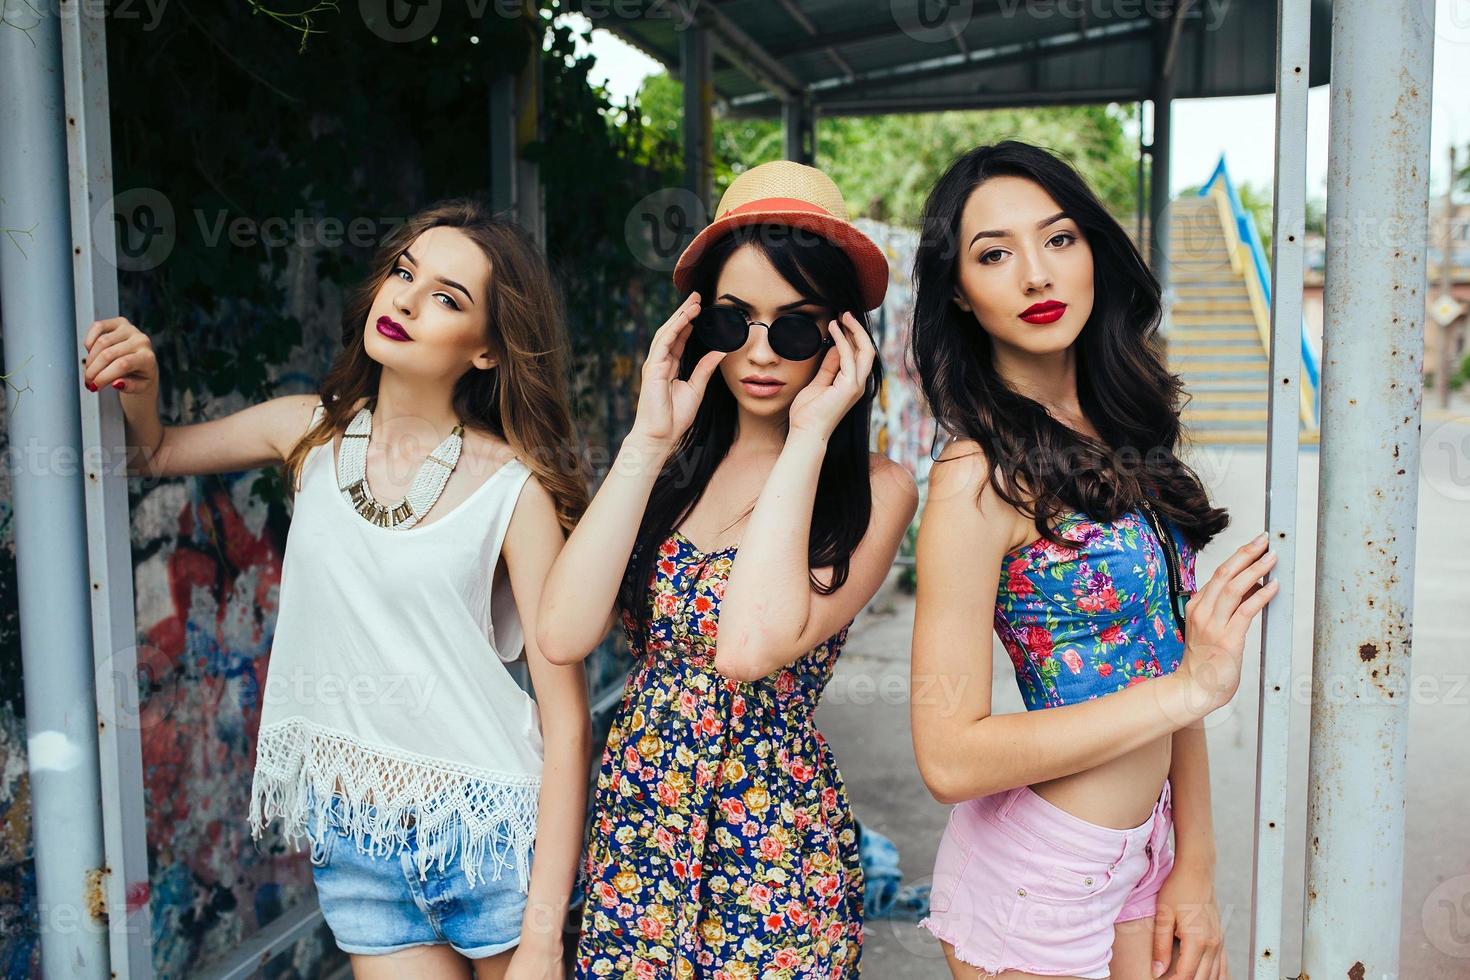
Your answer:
[569,0,1470,203]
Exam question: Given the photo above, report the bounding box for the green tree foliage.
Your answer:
[1233,180,1275,259]
[634,72,1140,225]
[531,14,686,444]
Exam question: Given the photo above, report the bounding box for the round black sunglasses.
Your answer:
[690,305,837,362]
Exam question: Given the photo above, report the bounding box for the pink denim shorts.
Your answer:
[919,778,1174,979]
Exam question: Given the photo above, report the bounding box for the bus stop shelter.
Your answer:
[0,0,1437,977]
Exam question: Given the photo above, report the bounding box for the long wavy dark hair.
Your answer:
[617,223,883,651]
[283,198,590,533]
[911,140,1227,550]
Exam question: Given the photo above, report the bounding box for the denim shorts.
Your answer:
[306,790,533,959]
[919,778,1175,979]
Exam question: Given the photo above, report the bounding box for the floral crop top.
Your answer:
[994,499,1199,710]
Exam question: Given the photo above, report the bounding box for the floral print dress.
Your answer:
[575,530,863,979]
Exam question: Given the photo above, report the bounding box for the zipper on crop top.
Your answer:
[1138,497,1188,639]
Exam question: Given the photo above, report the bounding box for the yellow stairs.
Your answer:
[1164,195,1319,446]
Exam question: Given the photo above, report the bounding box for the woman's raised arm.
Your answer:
[535,292,724,665]
[82,316,318,478]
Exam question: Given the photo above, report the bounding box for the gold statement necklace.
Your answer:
[336,406,464,529]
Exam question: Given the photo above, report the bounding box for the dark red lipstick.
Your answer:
[1019,300,1067,325]
[376,315,412,341]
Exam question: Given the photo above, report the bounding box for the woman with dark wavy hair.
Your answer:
[538,160,917,977]
[907,141,1278,980]
[83,199,591,978]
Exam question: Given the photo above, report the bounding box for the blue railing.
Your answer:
[1198,155,1321,422]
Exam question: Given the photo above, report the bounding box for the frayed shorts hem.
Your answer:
[917,918,1110,979]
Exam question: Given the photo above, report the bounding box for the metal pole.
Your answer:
[515,1,545,249]
[490,2,545,249]
[1249,0,1310,977]
[1303,0,1435,975]
[681,21,712,211]
[782,96,814,166]
[0,6,111,977]
[1136,100,1147,248]
[58,3,154,974]
[490,73,517,216]
[1148,53,1174,337]
[1437,145,1457,409]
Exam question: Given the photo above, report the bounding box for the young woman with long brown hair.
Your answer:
[82,199,591,979]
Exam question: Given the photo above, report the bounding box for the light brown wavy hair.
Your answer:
[283,198,589,533]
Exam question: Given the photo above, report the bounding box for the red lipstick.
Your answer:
[1019,300,1067,324]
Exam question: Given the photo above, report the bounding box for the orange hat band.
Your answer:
[723,197,834,219]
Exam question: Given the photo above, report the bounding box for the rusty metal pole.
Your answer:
[1303,0,1435,975]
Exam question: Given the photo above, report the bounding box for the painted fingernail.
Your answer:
[112,380,126,390]
[85,380,98,392]
[1152,962,1165,978]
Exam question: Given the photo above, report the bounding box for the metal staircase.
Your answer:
[1164,159,1320,445]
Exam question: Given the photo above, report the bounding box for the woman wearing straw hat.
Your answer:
[537,160,917,976]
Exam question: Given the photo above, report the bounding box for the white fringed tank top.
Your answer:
[248,404,542,889]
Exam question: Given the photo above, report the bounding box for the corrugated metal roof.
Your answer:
[570,0,1331,115]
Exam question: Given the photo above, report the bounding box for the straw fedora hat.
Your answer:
[672,160,889,311]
